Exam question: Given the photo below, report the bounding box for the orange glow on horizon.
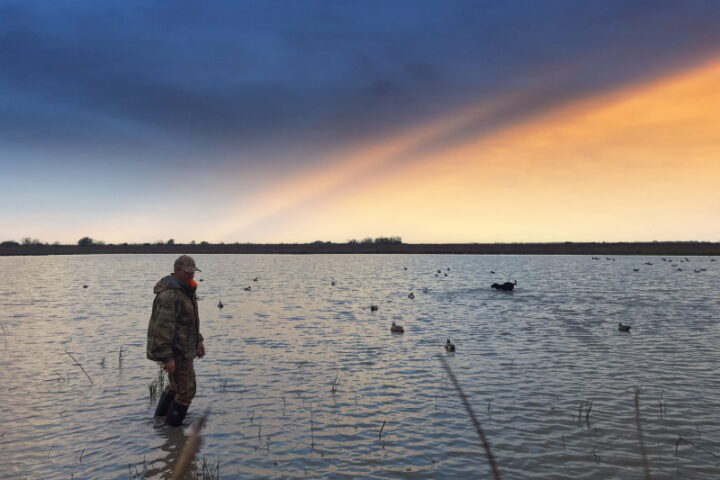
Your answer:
[222,58,720,243]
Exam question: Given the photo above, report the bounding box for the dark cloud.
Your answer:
[2,0,720,166]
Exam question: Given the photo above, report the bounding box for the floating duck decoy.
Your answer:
[408,292,415,299]
[445,339,456,352]
[253,277,258,282]
[217,301,224,309]
[243,286,252,291]
[437,269,441,274]
[390,322,404,333]
[490,270,496,274]
[403,267,408,270]
[331,280,336,286]
[633,268,639,272]
[199,278,204,282]
[618,322,631,332]
[444,273,448,277]
[422,287,429,294]
[370,305,379,312]
[491,281,517,291]
[82,285,88,288]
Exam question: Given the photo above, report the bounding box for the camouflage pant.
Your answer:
[164,359,196,406]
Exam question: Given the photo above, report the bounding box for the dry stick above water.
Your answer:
[64,350,94,384]
[170,410,209,480]
[634,387,653,480]
[438,354,502,480]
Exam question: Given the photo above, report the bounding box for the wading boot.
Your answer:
[165,400,189,427]
[154,391,175,417]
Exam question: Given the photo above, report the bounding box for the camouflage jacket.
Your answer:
[147,274,203,362]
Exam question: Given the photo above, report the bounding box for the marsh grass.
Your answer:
[118,345,126,368]
[577,400,592,422]
[194,456,220,480]
[148,367,166,403]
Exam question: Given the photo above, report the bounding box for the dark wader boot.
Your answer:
[154,391,175,417]
[165,400,189,427]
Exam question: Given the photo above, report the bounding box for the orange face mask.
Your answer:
[188,279,198,288]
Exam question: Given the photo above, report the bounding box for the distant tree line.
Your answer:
[347,236,403,245]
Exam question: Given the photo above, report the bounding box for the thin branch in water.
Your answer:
[170,410,209,480]
[633,386,652,480]
[79,448,85,464]
[675,436,720,459]
[438,354,501,480]
[64,350,94,384]
[379,419,387,440]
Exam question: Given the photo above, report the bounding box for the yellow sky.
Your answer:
[235,57,720,243]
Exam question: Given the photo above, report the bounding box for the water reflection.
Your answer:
[145,424,195,480]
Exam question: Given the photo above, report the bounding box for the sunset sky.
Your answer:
[2,1,719,244]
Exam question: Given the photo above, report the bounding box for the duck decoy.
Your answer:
[390,322,404,333]
[408,292,415,299]
[82,285,88,288]
[243,286,252,291]
[490,270,496,274]
[633,268,639,272]
[370,305,379,312]
[331,280,336,286]
[618,322,631,332]
[253,277,258,282]
[445,339,456,352]
[217,301,224,309]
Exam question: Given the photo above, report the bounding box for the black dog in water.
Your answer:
[491,280,517,291]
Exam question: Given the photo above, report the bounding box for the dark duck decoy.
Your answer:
[445,339,456,352]
[370,305,379,312]
[618,322,631,332]
[217,301,224,309]
[390,321,404,333]
[491,280,517,291]
[331,280,336,286]
[244,286,252,291]
[408,292,415,299]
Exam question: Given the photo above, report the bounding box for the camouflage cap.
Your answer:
[174,255,201,273]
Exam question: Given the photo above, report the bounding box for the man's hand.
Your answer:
[197,341,205,358]
[164,359,176,374]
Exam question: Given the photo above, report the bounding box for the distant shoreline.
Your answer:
[1,242,718,256]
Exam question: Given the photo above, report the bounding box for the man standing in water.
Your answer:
[147,255,205,426]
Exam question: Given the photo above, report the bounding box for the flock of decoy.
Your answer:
[367,267,518,353]
[593,255,716,332]
[593,255,714,274]
[208,255,716,352]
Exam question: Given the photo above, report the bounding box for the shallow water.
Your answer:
[1,254,719,479]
